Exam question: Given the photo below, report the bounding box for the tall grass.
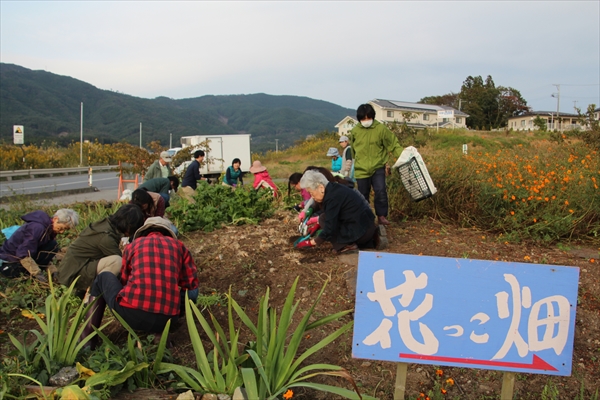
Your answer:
[389,138,599,241]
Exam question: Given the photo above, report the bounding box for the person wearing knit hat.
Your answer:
[326,147,342,173]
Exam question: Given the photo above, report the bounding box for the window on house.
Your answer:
[423,114,429,121]
[521,120,525,127]
[387,111,393,118]
[456,117,462,123]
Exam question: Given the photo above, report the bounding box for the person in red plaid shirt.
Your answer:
[81,217,198,348]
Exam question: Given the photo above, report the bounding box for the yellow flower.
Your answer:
[283,389,293,399]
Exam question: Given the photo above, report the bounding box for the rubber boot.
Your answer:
[80,296,106,350]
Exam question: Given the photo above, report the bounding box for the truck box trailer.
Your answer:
[179,134,252,179]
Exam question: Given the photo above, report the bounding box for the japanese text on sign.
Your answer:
[352,253,579,376]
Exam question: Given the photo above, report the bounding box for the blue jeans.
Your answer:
[356,167,388,217]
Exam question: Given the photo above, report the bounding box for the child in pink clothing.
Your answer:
[288,172,311,211]
[250,161,278,197]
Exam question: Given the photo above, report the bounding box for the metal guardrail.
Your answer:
[0,165,119,180]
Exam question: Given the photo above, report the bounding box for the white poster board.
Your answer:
[13,125,24,145]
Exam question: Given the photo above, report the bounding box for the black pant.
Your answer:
[91,272,175,333]
[318,214,377,251]
[0,240,59,278]
[357,167,388,217]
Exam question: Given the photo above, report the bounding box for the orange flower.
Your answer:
[533,218,537,223]
[283,389,293,399]
[510,211,515,216]
[590,259,595,263]
[446,378,455,385]
[441,388,448,394]
[436,369,443,376]
[569,209,574,213]
[524,256,531,261]
[565,200,569,205]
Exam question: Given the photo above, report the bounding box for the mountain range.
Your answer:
[0,63,354,153]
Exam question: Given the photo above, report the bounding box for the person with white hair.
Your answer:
[0,208,79,281]
[295,170,387,254]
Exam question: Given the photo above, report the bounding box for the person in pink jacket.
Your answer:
[250,161,278,197]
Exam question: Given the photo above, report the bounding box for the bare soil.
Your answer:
[162,212,598,399]
[5,211,600,399]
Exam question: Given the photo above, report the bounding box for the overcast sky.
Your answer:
[1,1,599,114]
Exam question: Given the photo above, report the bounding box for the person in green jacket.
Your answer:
[138,176,180,207]
[57,204,145,293]
[350,103,403,226]
[144,151,173,181]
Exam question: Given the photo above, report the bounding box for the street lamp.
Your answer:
[548,113,553,131]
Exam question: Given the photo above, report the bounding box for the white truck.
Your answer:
[178,134,252,179]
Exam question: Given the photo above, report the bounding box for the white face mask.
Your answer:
[361,119,373,128]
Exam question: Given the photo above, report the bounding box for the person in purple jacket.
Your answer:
[0,209,79,280]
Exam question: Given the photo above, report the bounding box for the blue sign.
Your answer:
[352,252,579,376]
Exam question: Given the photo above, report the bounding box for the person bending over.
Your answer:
[81,217,198,349]
[58,204,145,293]
[295,170,387,254]
[0,209,79,281]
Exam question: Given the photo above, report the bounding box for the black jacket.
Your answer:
[316,182,375,245]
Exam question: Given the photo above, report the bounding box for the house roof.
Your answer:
[371,99,469,117]
[334,116,357,128]
[508,111,579,119]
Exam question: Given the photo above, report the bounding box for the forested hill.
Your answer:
[0,63,353,153]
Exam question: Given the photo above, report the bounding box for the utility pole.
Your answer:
[573,100,578,112]
[169,133,172,149]
[275,139,279,153]
[552,84,561,131]
[80,102,83,166]
[139,122,142,148]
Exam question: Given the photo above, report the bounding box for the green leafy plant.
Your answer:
[232,277,373,400]
[168,183,274,233]
[157,292,247,396]
[8,276,111,375]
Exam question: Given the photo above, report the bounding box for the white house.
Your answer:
[507,111,580,131]
[334,116,358,137]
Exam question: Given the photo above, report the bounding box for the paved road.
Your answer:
[1,172,122,207]
[0,171,119,197]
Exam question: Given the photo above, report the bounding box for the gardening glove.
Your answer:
[294,239,315,249]
[306,216,319,226]
[298,210,306,222]
[20,257,41,275]
[306,223,320,236]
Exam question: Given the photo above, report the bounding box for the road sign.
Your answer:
[437,110,454,118]
[13,125,24,144]
[352,252,579,376]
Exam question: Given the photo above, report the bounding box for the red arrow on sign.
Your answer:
[399,353,558,372]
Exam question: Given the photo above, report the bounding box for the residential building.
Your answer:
[334,116,358,137]
[507,111,580,131]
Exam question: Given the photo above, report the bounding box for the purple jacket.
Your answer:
[0,211,56,262]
